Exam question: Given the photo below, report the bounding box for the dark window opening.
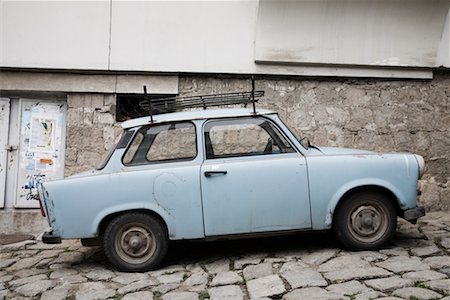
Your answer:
[116,94,175,122]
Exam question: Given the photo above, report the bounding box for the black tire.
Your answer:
[103,213,168,272]
[333,191,397,250]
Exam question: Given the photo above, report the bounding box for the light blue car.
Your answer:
[36,105,425,271]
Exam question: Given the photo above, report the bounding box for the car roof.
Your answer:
[121,108,276,129]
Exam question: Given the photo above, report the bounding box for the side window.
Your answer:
[204,118,295,159]
[123,122,197,165]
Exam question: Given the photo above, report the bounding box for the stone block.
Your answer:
[67,108,83,126]
[67,94,85,108]
[90,95,104,109]
[94,111,115,125]
[208,285,243,300]
[246,275,286,299]
[393,287,442,300]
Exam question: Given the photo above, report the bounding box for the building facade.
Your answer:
[1,0,449,234]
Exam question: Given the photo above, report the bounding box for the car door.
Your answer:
[200,117,311,236]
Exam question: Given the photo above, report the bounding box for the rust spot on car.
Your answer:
[352,154,367,158]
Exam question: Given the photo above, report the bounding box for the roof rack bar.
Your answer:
[201,96,206,110]
[139,89,264,115]
[143,85,154,123]
[251,76,256,115]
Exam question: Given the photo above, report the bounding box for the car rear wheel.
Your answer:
[333,191,397,250]
[103,213,168,272]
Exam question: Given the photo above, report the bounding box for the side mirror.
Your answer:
[300,137,310,150]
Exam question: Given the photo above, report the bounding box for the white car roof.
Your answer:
[121,108,276,129]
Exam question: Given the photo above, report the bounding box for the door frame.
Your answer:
[0,98,10,208]
[5,99,67,208]
[199,116,312,236]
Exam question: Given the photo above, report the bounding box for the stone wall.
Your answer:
[66,72,450,211]
[178,73,450,211]
[66,94,122,176]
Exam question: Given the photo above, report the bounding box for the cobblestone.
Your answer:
[280,264,327,288]
[423,256,450,269]
[402,270,447,282]
[122,291,154,300]
[184,271,208,287]
[209,285,243,300]
[392,287,443,300]
[211,271,242,286]
[246,275,286,298]
[364,276,413,292]
[283,287,347,300]
[326,280,373,295]
[0,212,448,299]
[243,262,273,280]
[424,279,450,293]
[376,255,430,273]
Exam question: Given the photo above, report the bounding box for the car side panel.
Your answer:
[43,161,204,239]
[306,153,419,230]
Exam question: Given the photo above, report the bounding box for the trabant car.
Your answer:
[35,93,425,271]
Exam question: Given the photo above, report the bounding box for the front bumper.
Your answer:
[42,231,62,244]
[403,206,426,224]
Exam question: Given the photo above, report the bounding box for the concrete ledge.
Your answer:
[0,71,179,94]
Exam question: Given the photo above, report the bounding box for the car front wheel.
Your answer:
[103,213,168,272]
[333,191,397,250]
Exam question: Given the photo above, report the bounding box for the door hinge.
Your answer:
[5,145,18,152]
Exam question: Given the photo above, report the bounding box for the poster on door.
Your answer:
[29,116,57,153]
[15,101,66,208]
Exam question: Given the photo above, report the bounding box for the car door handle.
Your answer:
[204,171,228,177]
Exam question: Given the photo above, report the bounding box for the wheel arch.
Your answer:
[334,185,401,218]
[96,209,170,239]
[325,182,403,227]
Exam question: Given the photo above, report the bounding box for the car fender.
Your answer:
[324,178,405,226]
[91,202,174,238]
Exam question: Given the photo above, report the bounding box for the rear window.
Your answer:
[96,130,134,170]
[122,122,197,166]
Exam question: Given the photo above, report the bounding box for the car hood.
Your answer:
[315,146,375,156]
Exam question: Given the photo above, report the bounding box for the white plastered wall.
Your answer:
[437,8,450,67]
[1,0,449,78]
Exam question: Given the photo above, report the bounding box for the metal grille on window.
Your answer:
[116,94,175,122]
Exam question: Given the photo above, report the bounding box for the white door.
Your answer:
[0,99,10,208]
[14,100,67,208]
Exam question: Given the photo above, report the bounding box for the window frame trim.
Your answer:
[121,121,198,167]
[202,116,299,161]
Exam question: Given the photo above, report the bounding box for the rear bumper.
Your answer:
[403,206,426,224]
[42,231,62,244]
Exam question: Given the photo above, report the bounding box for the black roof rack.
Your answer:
[140,78,264,123]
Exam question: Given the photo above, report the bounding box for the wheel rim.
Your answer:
[114,223,157,265]
[348,202,389,243]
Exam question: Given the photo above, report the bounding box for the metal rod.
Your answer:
[201,96,206,110]
[144,85,153,123]
[251,76,256,115]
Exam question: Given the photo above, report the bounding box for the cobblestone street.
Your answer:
[0,212,449,300]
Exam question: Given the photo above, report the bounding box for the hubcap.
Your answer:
[115,224,157,264]
[348,203,388,243]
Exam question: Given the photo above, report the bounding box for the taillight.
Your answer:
[37,193,46,217]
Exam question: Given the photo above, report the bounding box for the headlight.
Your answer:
[414,154,425,179]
